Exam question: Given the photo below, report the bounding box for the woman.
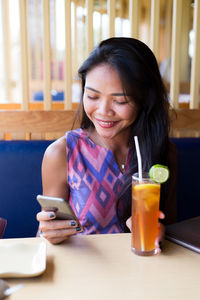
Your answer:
[37,37,177,245]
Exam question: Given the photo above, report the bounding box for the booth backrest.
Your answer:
[0,138,200,238]
[0,141,52,238]
[171,138,200,221]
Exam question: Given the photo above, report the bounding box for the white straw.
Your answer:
[134,136,142,182]
[134,136,144,251]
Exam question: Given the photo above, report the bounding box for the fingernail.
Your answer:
[49,213,55,218]
[76,227,82,232]
[70,221,76,226]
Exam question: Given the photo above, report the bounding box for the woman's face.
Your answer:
[83,64,138,140]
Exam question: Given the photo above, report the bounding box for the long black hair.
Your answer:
[76,37,171,231]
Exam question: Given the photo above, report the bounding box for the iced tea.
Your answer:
[132,173,160,256]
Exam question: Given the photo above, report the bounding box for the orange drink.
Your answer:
[132,173,160,256]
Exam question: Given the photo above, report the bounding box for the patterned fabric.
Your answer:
[66,129,132,234]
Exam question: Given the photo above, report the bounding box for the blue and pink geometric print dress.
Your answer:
[66,129,132,234]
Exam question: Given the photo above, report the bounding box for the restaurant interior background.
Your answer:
[0,0,200,246]
[0,0,199,140]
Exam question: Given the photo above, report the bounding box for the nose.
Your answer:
[97,98,114,116]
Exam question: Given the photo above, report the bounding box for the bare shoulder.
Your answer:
[42,135,68,197]
[44,136,66,161]
[42,135,67,175]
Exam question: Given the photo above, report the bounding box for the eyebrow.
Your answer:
[85,86,126,97]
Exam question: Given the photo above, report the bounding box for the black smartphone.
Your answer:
[37,195,82,229]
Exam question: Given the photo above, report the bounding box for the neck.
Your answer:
[89,128,131,152]
[87,128,131,172]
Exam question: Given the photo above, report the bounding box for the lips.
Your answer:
[95,118,119,128]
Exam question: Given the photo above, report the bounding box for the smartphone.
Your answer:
[37,195,82,228]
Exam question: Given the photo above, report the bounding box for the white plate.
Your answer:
[0,238,46,278]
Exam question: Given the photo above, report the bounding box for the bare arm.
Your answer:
[41,136,68,200]
[36,136,81,244]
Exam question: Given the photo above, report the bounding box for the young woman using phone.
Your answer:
[37,37,177,245]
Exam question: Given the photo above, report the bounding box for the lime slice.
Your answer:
[149,164,170,183]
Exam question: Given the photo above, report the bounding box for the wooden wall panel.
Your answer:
[0,109,200,140]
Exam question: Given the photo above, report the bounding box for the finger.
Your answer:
[36,211,55,221]
[39,219,78,232]
[42,227,80,242]
[47,237,68,245]
[47,236,70,245]
[155,223,165,251]
[159,211,165,219]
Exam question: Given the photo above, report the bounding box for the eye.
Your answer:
[114,100,129,105]
[87,95,99,100]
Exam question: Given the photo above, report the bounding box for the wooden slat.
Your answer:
[145,0,151,45]
[129,0,140,39]
[64,0,72,109]
[169,109,200,131]
[150,0,160,59]
[9,132,26,140]
[0,109,200,140]
[74,1,78,75]
[35,0,42,80]
[170,0,182,108]
[99,0,103,41]
[0,102,79,111]
[30,132,45,140]
[19,0,29,110]
[170,129,200,138]
[86,0,94,56]
[45,132,65,140]
[119,0,124,35]
[43,0,52,110]
[27,1,33,84]
[108,0,115,37]
[52,0,59,80]
[190,0,200,109]
[180,0,190,82]
[164,0,172,61]
[0,111,78,133]
[1,0,12,100]
[0,103,21,110]
[0,132,5,140]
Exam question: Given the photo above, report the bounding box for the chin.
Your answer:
[96,128,120,140]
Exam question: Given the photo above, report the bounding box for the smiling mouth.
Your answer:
[95,118,119,128]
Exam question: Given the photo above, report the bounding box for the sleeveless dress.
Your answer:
[66,128,132,234]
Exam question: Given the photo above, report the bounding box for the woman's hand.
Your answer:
[36,211,82,244]
[155,211,165,253]
[126,211,165,254]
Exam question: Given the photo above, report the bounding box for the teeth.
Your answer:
[99,121,114,125]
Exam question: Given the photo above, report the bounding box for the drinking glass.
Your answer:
[131,172,160,256]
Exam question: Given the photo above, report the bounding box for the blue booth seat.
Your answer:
[171,138,200,222]
[0,140,52,238]
[0,138,200,238]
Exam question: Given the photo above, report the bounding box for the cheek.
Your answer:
[83,95,89,112]
[128,104,139,121]
[120,106,138,123]
[83,97,94,117]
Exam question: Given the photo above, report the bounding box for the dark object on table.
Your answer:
[166,216,200,254]
[0,218,7,239]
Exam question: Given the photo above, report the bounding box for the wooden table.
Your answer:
[4,233,200,300]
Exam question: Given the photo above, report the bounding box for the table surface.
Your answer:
[3,233,200,300]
